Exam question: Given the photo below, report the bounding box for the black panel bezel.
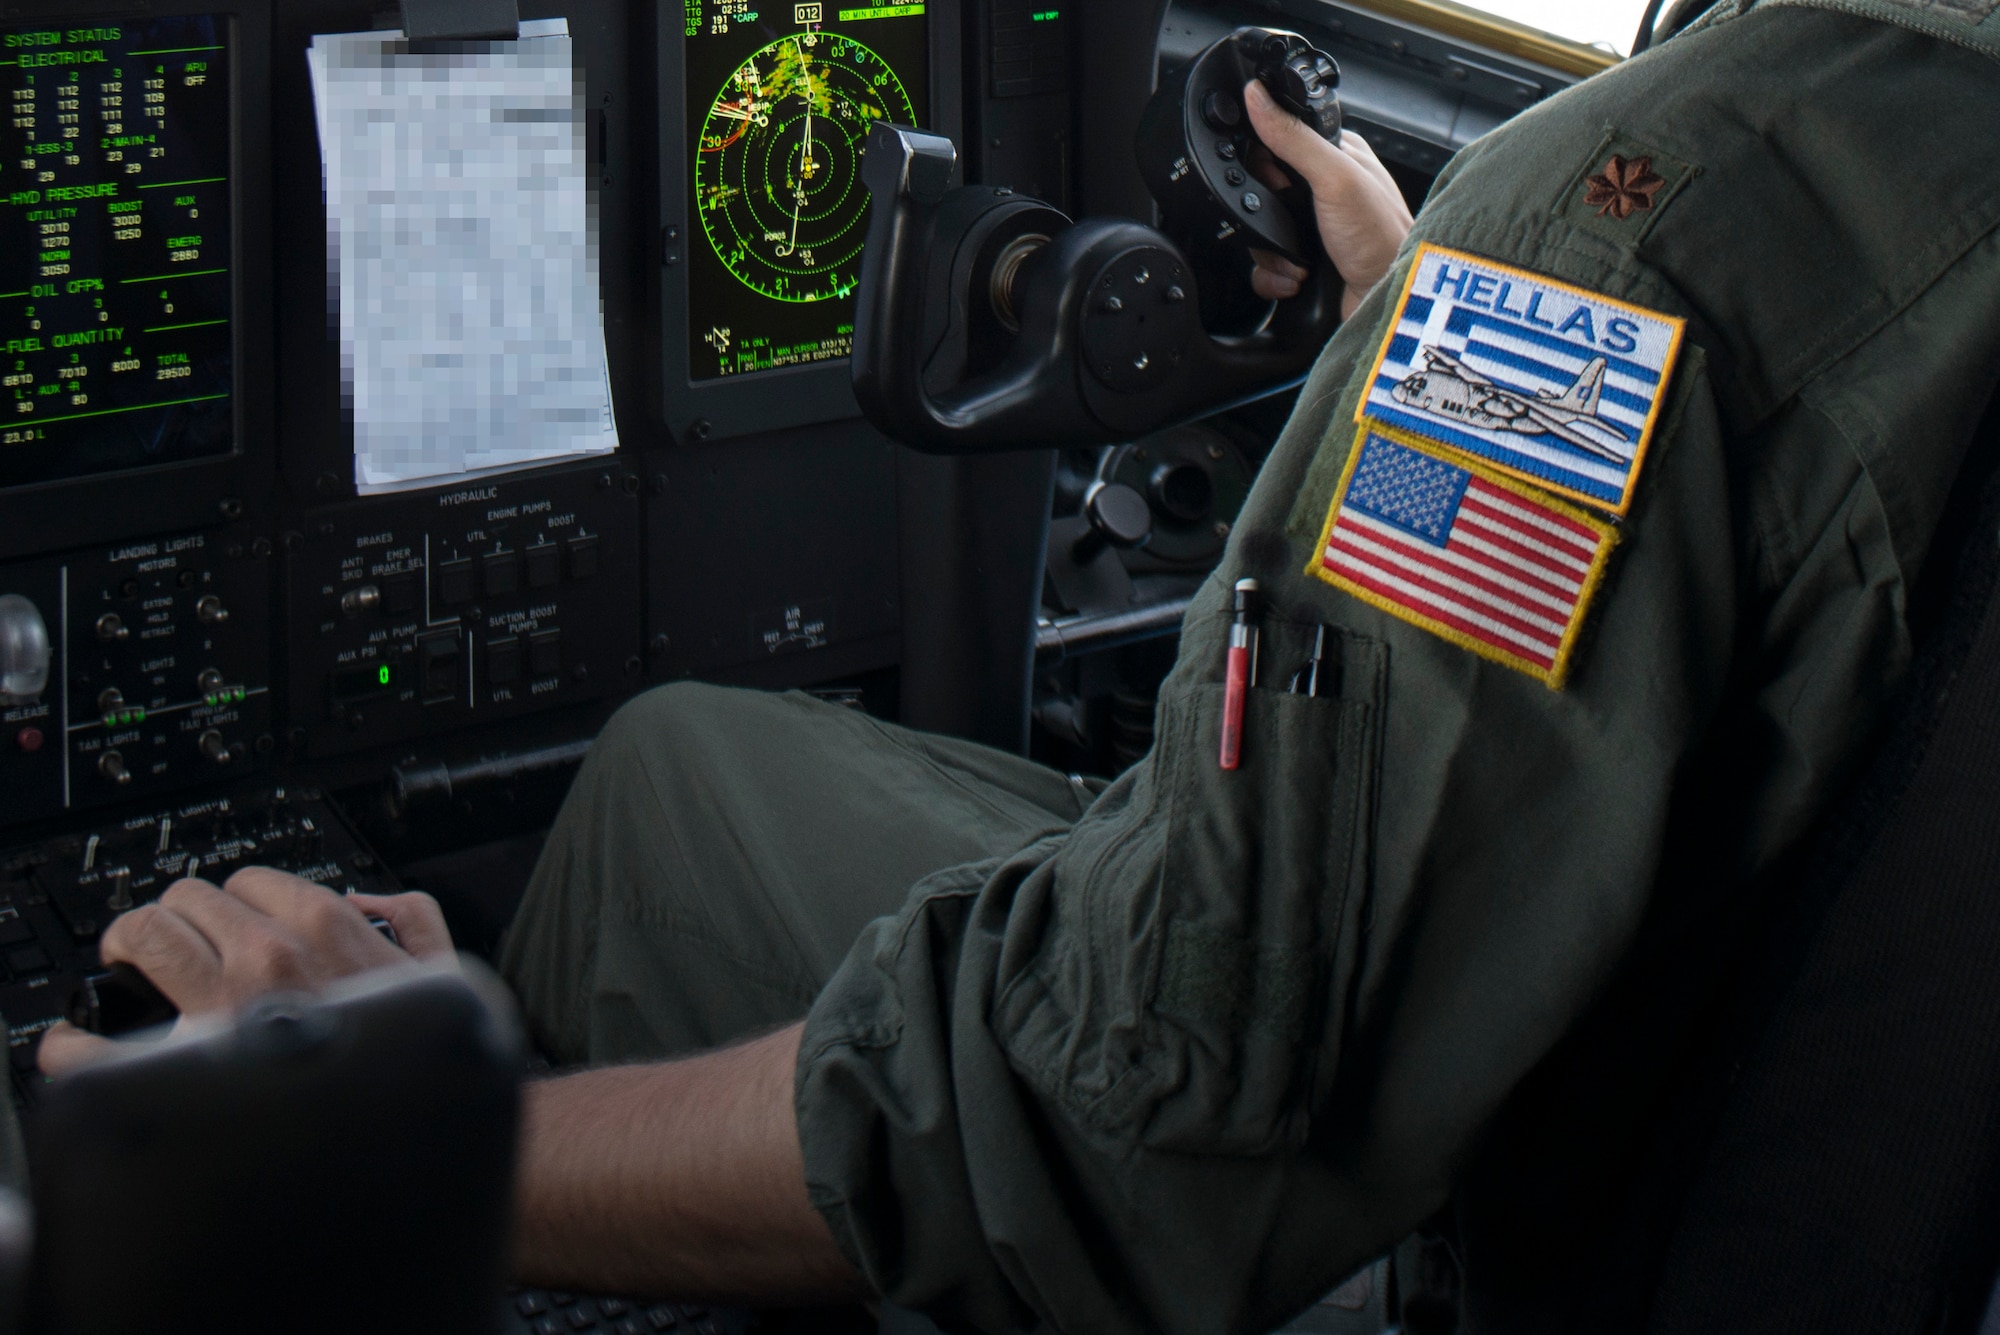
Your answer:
[655,0,960,444]
[0,0,272,561]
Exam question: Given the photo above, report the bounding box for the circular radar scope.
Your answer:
[696,32,919,303]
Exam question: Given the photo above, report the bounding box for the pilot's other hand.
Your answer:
[1243,78,1413,320]
[37,868,454,1076]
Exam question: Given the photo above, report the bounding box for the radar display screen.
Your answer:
[684,0,927,382]
[0,14,233,489]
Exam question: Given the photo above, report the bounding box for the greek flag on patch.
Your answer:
[1359,243,1686,516]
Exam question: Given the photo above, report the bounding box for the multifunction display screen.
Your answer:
[0,15,233,489]
[684,0,927,381]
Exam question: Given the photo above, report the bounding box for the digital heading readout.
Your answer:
[0,15,233,489]
[684,0,927,382]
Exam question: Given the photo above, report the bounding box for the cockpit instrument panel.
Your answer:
[684,2,928,382]
[0,14,235,488]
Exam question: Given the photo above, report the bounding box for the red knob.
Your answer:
[14,726,43,753]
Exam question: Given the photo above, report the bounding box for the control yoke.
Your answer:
[851,27,1345,454]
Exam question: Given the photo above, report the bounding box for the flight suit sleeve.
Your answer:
[793,238,1749,1335]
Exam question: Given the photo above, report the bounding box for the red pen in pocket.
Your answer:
[1220,578,1260,770]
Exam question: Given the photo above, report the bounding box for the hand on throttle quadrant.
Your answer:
[36,866,454,1076]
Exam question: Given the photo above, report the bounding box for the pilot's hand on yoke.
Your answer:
[36,867,454,1077]
[1242,77,1413,319]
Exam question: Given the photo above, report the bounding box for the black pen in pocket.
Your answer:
[1288,624,1336,698]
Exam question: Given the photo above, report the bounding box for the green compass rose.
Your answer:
[695,31,917,304]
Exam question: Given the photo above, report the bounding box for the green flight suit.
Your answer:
[500,3,2000,1331]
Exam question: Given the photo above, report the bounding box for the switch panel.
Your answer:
[0,529,276,830]
[285,464,643,759]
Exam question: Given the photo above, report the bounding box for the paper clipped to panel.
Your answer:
[307,18,618,494]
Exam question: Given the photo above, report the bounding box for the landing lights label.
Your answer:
[1359,244,1685,516]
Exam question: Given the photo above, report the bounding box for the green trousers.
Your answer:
[498,682,1101,1067]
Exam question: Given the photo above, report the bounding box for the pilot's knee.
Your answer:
[586,680,744,785]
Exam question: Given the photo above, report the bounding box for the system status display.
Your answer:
[0,15,233,489]
[685,0,927,381]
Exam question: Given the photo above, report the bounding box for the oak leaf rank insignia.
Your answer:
[1584,154,1667,220]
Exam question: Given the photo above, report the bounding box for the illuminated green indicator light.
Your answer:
[233,688,246,703]
[132,708,146,723]
[1029,8,1058,17]
[835,4,923,18]
[378,666,392,687]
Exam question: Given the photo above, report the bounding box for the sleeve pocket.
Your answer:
[995,622,1384,1157]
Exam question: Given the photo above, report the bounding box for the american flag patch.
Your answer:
[1309,427,1617,688]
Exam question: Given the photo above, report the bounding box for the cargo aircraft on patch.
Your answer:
[1391,345,1631,462]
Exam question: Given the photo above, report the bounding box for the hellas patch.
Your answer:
[1309,425,1618,689]
[1358,243,1686,516]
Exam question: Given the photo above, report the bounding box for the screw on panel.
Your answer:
[219,497,244,520]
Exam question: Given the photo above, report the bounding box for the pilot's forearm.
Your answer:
[512,1021,867,1304]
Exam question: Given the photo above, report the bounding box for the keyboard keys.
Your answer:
[612,1320,644,1335]
[567,1304,599,1329]
[516,1293,549,1317]
[645,1305,678,1330]
[599,1299,630,1317]
[531,1319,563,1335]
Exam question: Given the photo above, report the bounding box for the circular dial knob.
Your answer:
[1085,482,1154,549]
[1072,482,1155,566]
[0,594,51,701]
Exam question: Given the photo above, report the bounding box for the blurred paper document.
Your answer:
[308,18,618,494]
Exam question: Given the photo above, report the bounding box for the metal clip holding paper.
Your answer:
[397,0,520,41]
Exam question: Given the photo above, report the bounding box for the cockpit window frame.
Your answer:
[1332,0,1621,77]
